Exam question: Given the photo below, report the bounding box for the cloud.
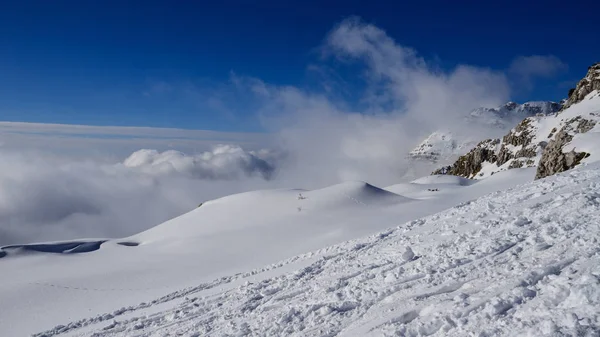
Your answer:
[242,18,510,187]
[509,55,568,88]
[123,145,278,180]
[0,148,278,246]
[0,17,518,246]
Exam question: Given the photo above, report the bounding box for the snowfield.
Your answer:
[2,161,599,336]
[0,168,535,336]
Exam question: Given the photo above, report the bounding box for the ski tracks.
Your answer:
[37,166,600,336]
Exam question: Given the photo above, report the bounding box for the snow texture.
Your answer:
[3,161,600,336]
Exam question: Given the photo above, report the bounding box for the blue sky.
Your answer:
[0,0,597,132]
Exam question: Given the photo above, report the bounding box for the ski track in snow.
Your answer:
[32,164,600,337]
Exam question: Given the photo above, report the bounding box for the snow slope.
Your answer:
[432,90,600,180]
[0,170,537,336]
[479,91,600,178]
[47,161,600,337]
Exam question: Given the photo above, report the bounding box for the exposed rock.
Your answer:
[535,117,596,179]
[431,139,499,178]
[431,63,599,180]
[496,118,538,166]
[410,101,561,164]
[562,63,600,110]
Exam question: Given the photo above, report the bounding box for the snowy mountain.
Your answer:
[469,101,562,121]
[409,101,561,162]
[1,64,600,337]
[408,131,476,161]
[433,63,600,179]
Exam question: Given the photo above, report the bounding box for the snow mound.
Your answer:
[133,182,411,245]
[303,181,413,208]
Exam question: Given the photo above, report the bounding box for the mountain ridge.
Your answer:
[409,100,562,163]
[431,63,600,179]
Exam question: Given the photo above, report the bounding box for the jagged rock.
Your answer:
[562,63,600,110]
[431,139,499,178]
[535,117,596,179]
[496,118,538,166]
[410,101,561,164]
[432,63,600,180]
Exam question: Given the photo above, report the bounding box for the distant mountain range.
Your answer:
[408,101,563,163]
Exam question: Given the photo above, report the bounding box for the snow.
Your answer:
[20,162,600,337]
[565,122,600,163]
[1,94,599,336]
[0,168,537,336]
[408,131,475,161]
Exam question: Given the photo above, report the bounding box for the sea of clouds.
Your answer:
[0,18,564,245]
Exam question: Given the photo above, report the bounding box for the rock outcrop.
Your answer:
[431,139,500,178]
[562,63,600,110]
[535,117,596,179]
[431,63,600,180]
[410,101,561,164]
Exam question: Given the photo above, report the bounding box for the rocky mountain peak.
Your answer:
[410,101,561,164]
[562,62,600,110]
[431,63,600,180]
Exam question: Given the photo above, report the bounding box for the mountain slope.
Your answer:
[409,101,561,162]
[432,64,600,179]
[0,169,536,336]
[40,162,600,337]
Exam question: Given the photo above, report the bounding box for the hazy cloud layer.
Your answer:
[0,149,277,246]
[123,145,278,180]
[0,18,524,245]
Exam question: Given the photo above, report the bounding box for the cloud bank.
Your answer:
[0,147,277,246]
[0,18,531,245]
[123,145,278,180]
[246,18,510,187]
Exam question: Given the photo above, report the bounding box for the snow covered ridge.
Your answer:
[36,162,600,336]
[408,101,561,163]
[408,131,476,162]
[433,64,600,179]
[469,101,562,120]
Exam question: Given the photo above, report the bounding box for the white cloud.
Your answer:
[0,18,518,246]
[0,148,278,246]
[123,145,278,180]
[244,18,510,187]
